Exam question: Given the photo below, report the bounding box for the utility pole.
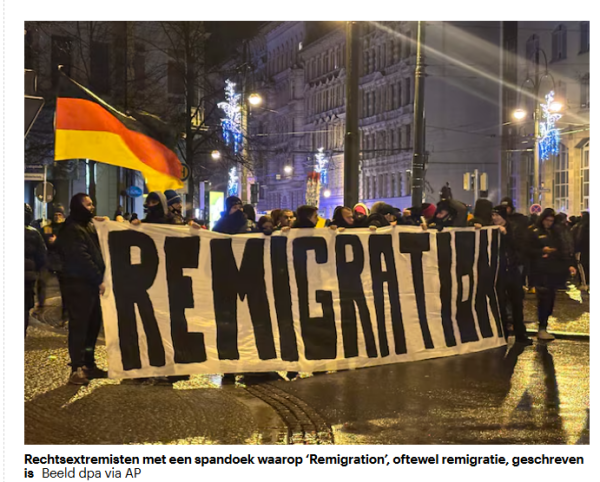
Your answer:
[240,40,251,204]
[343,21,360,208]
[411,21,427,208]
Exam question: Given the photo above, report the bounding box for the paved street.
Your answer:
[25,281,589,445]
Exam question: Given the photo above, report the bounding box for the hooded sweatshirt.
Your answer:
[213,196,249,234]
[142,191,170,224]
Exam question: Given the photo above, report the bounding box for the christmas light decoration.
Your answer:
[228,166,239,197]
[538,91,562,161]
[314,147,329,185]
[218,80,243,154]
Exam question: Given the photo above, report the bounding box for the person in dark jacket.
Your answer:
[469,199,494,226]
[41,205,68,321]
[257,215,275,235]
[367,204,399,228]
[213,196,250,234]
[572,211,590,289]
[164,189,185,225]
[141,191,170,224]
[428,199,457,231]
[527,208,577,341]
[292,205,319,228]
[25,204,47,336]
[492,205,532,345]
[57,193,106,384]
[331,206,356,228]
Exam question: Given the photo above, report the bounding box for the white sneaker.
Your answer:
[537,329,555,341]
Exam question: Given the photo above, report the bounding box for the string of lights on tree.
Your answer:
[538,90,562,161]
[227,166,239,197]
[218,79,243,198]
[314,147,329,185]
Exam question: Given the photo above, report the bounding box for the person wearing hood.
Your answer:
[331,206,356,229]
[527,208,577,341]
[492,205,532,345]
[468,199,493,227]
[428,199,457,231]
[140,191,170,224]
[367,203,400,228]
[25,203,47,336]
[292,205,319,228]
[353,203,369,226]
[56,193,106,384]
[213,196,250,234]
[41,204,68,321]
[164,189,185,225]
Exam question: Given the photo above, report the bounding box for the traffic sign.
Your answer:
[35,182,54,203]
[181,163,190,181]
[530,204,542,214]
[125,185,143,198]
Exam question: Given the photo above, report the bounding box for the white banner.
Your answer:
[95,222,506,378]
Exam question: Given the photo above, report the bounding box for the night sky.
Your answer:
[205,21,264,66]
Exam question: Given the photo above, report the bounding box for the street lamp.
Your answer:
[512,48,562,206]
[323,189,332,198]
[248,93,262,106]
[211,150,221,160]
[284,165,293,174]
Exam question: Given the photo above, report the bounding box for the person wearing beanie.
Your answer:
[469,199,494,227]
[212,196,249,234]
[55,193,106,384]
[25,203,47,336]
[429,199,457,231]
[526,208,577,341]
[164,189,185,225]
[492,205,531,345]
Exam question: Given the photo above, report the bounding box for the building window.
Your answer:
[581,143,589,210]
[553,143,569,212]
[580,73,590,109]
[580,21,590,53]
[391,174,396,198]
[552,24,567,62]
[404,78,411,105]
[379,174,385,198]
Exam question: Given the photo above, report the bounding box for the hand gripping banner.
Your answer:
[95,222,506,378]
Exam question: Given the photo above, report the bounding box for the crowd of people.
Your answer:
[25,189,590,385]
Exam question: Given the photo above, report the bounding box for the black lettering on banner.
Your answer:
[369,235,406,356]
[211,239,276,360]
[270,237,299,361]
[399,233,434,349]
[164,236,206,363]
[474,230,498,339]
[455,231,479,343]
[436,232,457,347]
[293,237,337,360]
[335,235,377,358]
[108,230,165,370]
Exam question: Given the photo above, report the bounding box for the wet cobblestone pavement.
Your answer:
[26,282,589,445]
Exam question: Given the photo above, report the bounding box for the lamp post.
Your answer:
[344,21,360,208]
[513,48,562,206]
[411,20,427,208]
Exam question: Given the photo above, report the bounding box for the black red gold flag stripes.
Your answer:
[54,73,183,192]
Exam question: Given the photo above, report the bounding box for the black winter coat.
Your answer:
[527,225,574,289]
[57,217,106,287]
[25,226,47,283]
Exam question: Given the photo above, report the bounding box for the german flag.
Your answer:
[54,73,183,192]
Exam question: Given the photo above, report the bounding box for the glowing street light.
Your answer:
[513,109,527,120]
[284,165,293,174]
[211,150,221,160]
[248,93,263,106]
[323,189,332,198]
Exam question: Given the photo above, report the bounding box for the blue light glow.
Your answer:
[538,91,562,161]
[218,80,243,154]
[228,166,239,197]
